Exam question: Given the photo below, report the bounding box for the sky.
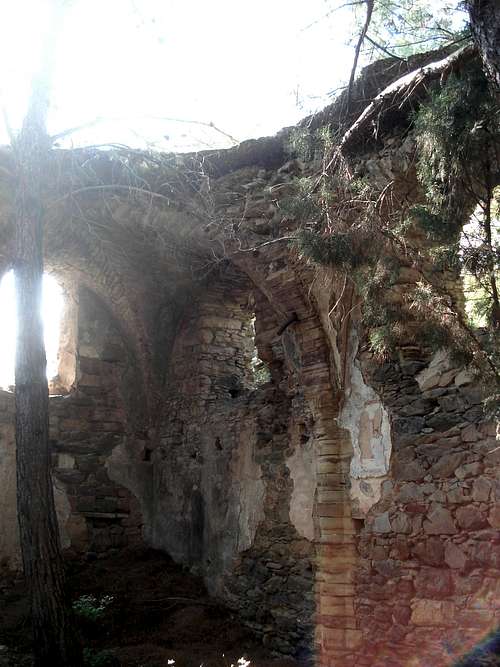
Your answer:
[0,0,358,151]
[0,272,63,389]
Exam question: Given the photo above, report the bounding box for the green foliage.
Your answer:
[251,359,271,386]
[73,594,114,623]
[291,48,499,403]
[427,244,461,272]
[414,63,498,222]
[353,0,468,58]
[369,326,393,357]
[296,228,364,270]
[287,126,337,164]
[279,178,321,221]
[287,128,314,162]
[414,62,500,334]
[411,205,454,242]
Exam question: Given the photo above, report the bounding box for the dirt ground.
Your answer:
[0,548,299,667]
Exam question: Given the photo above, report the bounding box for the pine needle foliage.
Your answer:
[292,56,500,413]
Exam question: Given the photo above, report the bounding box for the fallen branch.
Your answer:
[340,43,476,152]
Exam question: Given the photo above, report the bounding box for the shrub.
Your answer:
[73,594,114,623]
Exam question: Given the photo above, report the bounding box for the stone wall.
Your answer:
[350,345,500,665]
[0,67,499,666]
[110,267,318,656]
[0,286,144,568]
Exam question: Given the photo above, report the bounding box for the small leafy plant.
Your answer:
[73,594,114,622]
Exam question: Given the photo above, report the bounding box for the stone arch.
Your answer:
[231,246,360,663]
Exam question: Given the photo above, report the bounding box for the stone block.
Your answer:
[472,477,491,502]
[411,599,455,626]
[393,459,427,482]
[455,462,483,480]
[78,373,102,387]
[424,505,457,535]
[455,506,488,531]
[454,370,474,387]
[345,629,363,649]
[412,537,445,565]
[415,568,454,598]
[319,597,355,617]
[461,424,479,442]
[397,482,425,503]
[444,542,467,570]
[320,626,346,649]
[429,453,465,479]
[426,412,462,431]
[390,513,412,534]
[464,406,483,422]
[488,504,500,529]
[372,511,392,534]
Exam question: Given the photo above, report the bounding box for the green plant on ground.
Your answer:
[73,594,114,623]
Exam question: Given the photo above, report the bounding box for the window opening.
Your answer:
[249,316,271,387]
[0,270,65,391]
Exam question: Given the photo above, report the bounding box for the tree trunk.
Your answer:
[13,4,83,665]
[467,0,500,91]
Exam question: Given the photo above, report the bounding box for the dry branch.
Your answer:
[347,0,375,109]
[340,43,476,153]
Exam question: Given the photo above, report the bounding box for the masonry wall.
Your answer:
[348,346,500,665]
[0,125,499,667]
[0,285,144,569]
[119,269,319,657]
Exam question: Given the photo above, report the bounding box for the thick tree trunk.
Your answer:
[14,145,82,667]
[13,3,83,665]
[467,0,500,91]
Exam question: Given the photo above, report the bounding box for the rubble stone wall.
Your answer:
[136,268,318,656]
[0,106,498,667]
[0,285,144,570]
[350,346,500,666]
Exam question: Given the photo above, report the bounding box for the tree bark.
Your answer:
[467,0,500,91]
[13,3,83,666]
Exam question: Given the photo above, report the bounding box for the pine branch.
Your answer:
[340,43,476,152]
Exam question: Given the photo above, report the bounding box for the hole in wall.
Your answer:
[214,437,222,450]
[142,448,152,462]
[0,270,73,392]
[352,517,365,533]
[248,316,271,387]
[462,199,500,327]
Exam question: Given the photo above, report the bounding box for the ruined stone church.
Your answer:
[0,45,498,666]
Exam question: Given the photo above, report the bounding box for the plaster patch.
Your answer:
[286,433,316,541]
[53,480,72,549]
[231,421,265,552]
[350,477,386,516]
[340,331,392,513]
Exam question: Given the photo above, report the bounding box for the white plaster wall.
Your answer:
[340,331,392,515]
